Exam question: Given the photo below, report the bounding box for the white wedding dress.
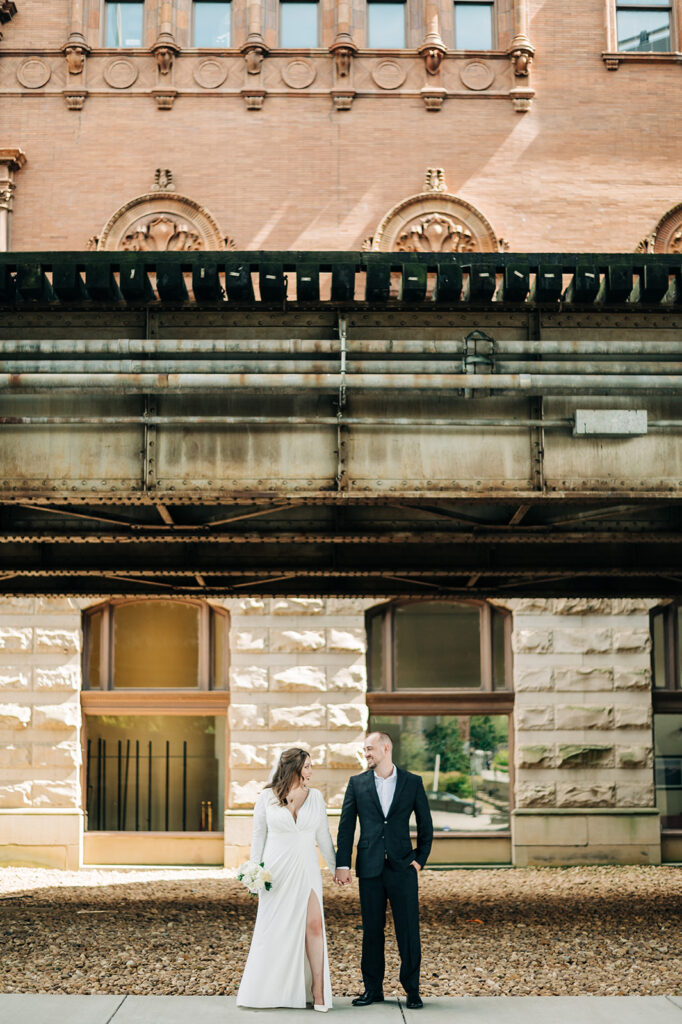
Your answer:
[236,786,336,1010]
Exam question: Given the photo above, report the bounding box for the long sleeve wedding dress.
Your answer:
[236,786,336,1009]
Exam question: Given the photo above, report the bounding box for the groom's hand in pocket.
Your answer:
[334,868,352,886]
[410,861,421,872]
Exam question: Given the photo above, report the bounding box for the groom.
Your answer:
[334,731,433,1010]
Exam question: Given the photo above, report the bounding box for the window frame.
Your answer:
[367,709,515,838]
[82,597,230,693]
[366,0,408,50]
[103,0,146,49]
[192,0,232,48]
[279,0,321,48]
[453,0,496,51]
[615,0,673,53]
[651,603,682,711]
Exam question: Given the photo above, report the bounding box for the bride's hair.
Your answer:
[266,747,310,806]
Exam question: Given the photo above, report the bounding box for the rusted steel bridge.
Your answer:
[1,250,681,598]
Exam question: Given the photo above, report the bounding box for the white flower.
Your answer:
[237,860,272,896]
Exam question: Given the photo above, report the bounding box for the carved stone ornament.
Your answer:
[369,169,501,253]
[334,46,353,78]
[422,47,444,75]
[510,48,532,76]
[65,45,86,75]
[639,202,682,254]
[93,174,232,251]
[152,168,175,191]
[122,215,202,251]
[17,58,51,89]
[155,46,175,75]
[241,33,269,76]
[152,32,180,77]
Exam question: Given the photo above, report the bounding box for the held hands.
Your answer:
[334,868,352,886]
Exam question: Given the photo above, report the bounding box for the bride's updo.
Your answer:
[266,747,310,806]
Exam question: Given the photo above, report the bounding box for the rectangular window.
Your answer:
[368,2,406,48]
[654,713,682,830]
[369,713,510,832]
[85,715,225,832]
[454,1,493,49]
[280,1,319,47]
[616,1,671,51]
[193,1,231,47]
[394,603,481,689]
[105,1,144,47]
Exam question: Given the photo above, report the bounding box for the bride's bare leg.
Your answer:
[305,890,325,1005]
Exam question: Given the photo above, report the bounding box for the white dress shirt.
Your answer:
[337,765,397,870]
[374,764,398,817]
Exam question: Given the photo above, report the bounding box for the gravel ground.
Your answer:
[0,866,680,998]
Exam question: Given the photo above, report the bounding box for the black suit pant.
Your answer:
[358,860,421,995]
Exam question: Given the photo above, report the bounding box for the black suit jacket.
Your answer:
[336,767,433,878]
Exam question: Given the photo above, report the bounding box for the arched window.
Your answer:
[84,599,228,690]
[367,599,511,692]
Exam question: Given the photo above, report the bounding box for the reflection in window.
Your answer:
[105,1,144,47]
[280,1,319,46]
[370,714,510,832]
[454,1,494,49]
[368,2,406,48]
[194,1,231,46]
[84,600,228,690]
[655,714,682,829]
[367,600,511,691]
[617,1,671,51]
[85,715,225,832]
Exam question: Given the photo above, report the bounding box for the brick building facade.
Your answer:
[0,0,681,869]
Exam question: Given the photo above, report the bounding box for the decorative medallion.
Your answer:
[93,170,232,251]
[193,58,228,89]
[281,59,316,89]
[638,202,682,254]
[104,58,138,89]
[371,60,406,90]
[17,58,51,89]
[459,60,495,92]
[369,168,501,253]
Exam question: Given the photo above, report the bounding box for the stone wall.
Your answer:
[226,597,373,810]
[0,597,84,868]
[509,598,660,865]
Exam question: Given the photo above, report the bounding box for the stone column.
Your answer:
[509,598,660,866]
[240,0,269,109]
[329,0,358,110]
[152,0,181,108]
[418,5,447,111]
[63,0,91,110]
[0,598,84,870]
[224,597,371,866]
[0,149,26,252]
[508,0,535,111]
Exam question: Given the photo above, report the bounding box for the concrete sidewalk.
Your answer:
[1,995,681,1024]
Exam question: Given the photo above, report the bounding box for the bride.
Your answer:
[237,747,337,1011]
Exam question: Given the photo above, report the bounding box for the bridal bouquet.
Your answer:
[237,860,272,895]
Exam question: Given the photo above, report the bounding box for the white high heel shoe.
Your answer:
[313,1004,329,1012]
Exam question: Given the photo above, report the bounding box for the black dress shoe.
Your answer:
[405,992,423,1009]
[352,991,385,1006]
